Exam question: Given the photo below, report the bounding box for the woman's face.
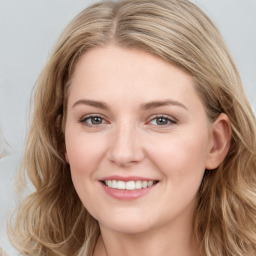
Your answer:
[65,46,214,235]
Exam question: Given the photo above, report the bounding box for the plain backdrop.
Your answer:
[0,0,255,255]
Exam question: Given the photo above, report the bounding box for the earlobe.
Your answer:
[206,113,231,170]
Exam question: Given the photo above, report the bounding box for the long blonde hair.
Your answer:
[9,0,256,255]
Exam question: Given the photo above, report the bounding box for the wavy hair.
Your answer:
[9,0,256,255]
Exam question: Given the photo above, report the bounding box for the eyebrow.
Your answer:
[72,99,188,111]
[141,100,188,111]
[72,99,108,109]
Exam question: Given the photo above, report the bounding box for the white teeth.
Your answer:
[117,181,126,190]
[112,180,117,188]
[148,181,153,186]
[142,181,148,188]
[135,180,142,189]
[126,181,135,190]
[104,180,157,190]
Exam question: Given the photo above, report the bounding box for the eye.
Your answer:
[79,115,108,127]
[149,115,177,126]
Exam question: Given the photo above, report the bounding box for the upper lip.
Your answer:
[100,176,159,182]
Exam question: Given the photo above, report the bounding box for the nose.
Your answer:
[107,122,145,167]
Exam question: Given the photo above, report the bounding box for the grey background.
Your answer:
[0,0,255,255]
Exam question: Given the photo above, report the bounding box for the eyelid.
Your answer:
[78,113,177,127]
[146,114,177,126]
[80,113,103,120]
[79,114,109,126]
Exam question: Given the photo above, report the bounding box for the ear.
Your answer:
[206,113,231,170]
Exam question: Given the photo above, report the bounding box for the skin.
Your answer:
[65,46,231,256]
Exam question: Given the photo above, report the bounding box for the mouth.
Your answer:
[101,180,159,190]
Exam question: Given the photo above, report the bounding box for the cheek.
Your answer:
[65,132,104,186]
[66,129,104,165]
[148,132,210,182]
[65,135,103,209]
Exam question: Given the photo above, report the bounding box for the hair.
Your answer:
[9,0,256,255]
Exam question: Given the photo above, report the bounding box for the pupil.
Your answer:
[92,117,102,124]
[156,117,168,125]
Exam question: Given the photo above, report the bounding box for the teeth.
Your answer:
[135,180,142,189]
[112,180,117,188]
[104,180,157,190]
[126,181,135,190]
[117,181,126,190]
[142,181,148,188]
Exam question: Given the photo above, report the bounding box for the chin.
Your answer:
[104,222,152,235]
[98,212,155,235]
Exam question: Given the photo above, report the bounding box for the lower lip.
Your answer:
[100,182,157,200]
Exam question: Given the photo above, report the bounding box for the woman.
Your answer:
[9,0,256,255]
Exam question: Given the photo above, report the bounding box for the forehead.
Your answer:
[68,46,204,112]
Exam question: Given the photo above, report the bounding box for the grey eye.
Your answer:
[87,116,103,125]
[150,116,174,126]
[155,117,169,125]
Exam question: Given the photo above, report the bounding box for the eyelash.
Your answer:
[79,114,177,128]
[147,115,177,126]
[79,115,107,127]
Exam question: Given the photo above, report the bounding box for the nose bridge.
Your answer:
[108,119,144,166]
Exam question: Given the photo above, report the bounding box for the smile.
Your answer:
[103,180,158,190]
